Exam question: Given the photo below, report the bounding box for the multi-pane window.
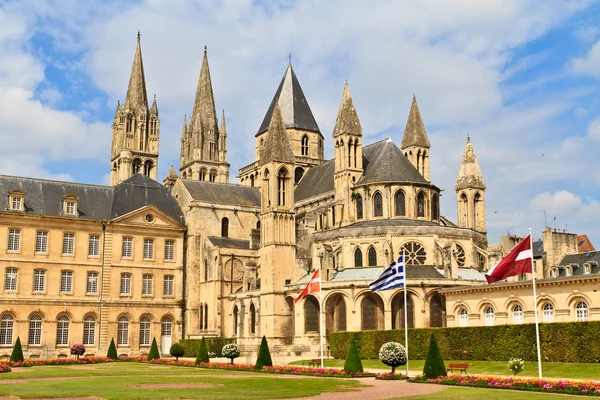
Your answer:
[576,301,589,322]
[83,316,95,345]
[4,268,17,291]
[56,315,69,346]
[65,202,75,215]
[62,233,74,255]
[28,315,42,345]
[8,229,20,252]
[120,273,131,295]
[11,197,21,211]
[143,239,154,260]
[0,315,13,345]
[33,269,46,292]
[161,317,172,337]
[122,237,133,258]
[163,275,174,297]
[459,308,469,327]
[86,272,98,294]
[117,316,129,345]
[543,303,555,323]
[139,317,151,346]
[164,240,175,261]
[88,235,100,257]
[485,307,495,326]
[60,271,73,293]
[36,231,48,253]
[142,274,153,296]
[512,305,524,324]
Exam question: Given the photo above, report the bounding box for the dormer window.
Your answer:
[8,190,25,212]
[565,265,572,277]
[62,195,79,217]
[584,263,591,275]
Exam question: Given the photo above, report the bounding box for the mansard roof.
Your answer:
[180,180,261,208]
[558,251,600,277]
[0,173,184,224]
[295,139,427,203]
[257,63,320,136]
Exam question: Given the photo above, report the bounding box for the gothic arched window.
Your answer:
[347,139,352,167]
[132,159,142,175]
[355,194,363,219]
[373,192,383,217]
[368,246,377,266]
[233,305,239,335]
[301,135,309,156]
[474,192,482,229]
[221,217,229,238]
[417,192,425,217]
[395,190,406,216]
[304,297,319,332]
[126,114,133,133]
[250,303,256,334]
[278,168,288,206]
[354,248,363,267]
[432,194,439,220]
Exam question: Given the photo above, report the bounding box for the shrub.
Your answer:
[148,338,160,361]
[107,338,118,360]
[254,336,273,370]
[70,344,86,359]
[10,337,23,363]
[222,344,240,364]
[195,337,209,364]
[378,342,407,374]
[343,334,363,374]
[423,334,446,379]
[170,343,185,361]
[179,338,234,357]
[508,357,525,375]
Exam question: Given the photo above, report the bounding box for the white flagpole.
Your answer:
[403,248,409,378]
[530,228,543,379]
[319,262,325,369]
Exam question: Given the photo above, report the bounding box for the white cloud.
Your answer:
[570,40,600,77]
[530,191,582,216]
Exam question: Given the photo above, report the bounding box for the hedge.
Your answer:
[329,321,600,363]
[179,338,234,357]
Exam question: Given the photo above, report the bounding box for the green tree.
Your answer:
[148,338,160,361]
[343,334,363,374]
[107,338,118,360]
[423,334,447,378]
[10,337,23,363]
[254,335,273,370]
[195,337,209,364]
[170,343,185,361]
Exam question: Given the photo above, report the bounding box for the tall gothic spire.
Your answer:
[333,82,362,138]
[180,115,187,141]
[456,136,486,191]
[260,102,295,164]
[401,95,430,149]
[150,94,158,114]
[220,110,227,137]
[189,46,218,133]
[125,32,149,111]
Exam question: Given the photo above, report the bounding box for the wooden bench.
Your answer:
[308,359,321,367]
[447,363,469,374]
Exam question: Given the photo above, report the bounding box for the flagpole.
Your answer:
[319,261,325,369]
[403,248,409,378]
[530,228,542,379]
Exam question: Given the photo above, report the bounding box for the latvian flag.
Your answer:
[485,235,533,284]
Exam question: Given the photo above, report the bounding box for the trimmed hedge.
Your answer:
[180,338,234,358]
[330,321,600,363]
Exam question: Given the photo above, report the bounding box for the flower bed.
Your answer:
[8,357,115,368]
[261,365,375,378]
[417,374,600,396]
[375,372,408,380]
[0,365,10,373]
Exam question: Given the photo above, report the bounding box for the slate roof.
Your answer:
[207,237,250,250]
[295,139,427,203]
[296,265,445,284]
[181,179,261,208]
[457,268,487,281]
[257,64,320,135]
[558,251,600,277]
[533,240,544,258]
[0,173,184,224]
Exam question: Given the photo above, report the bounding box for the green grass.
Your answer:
[291,359,600,379]
[0,363,363,399]
[403,386,584,399]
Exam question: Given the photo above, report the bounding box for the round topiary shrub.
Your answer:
[170,343,185,361]
[70,344,86,360]
[222,344,240,364]
[378,342,407,374]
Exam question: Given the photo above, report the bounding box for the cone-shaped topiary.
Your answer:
[10,337,23,363]
[195,337,209,364]
[148,337,160,360]
[254,335,273,370]
[343,334,363,374]
[107,338,118,360]
[423,333,447,378]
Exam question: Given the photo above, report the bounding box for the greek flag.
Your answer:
[369,256,405,292]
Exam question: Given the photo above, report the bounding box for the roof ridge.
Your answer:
[0,174,111,189]
[181,179,259,189]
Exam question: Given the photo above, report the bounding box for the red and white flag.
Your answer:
[294,269,320,303]
[486,235,533,284]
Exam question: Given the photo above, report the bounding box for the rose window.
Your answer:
[453,244,466,267]
[400,242,427,265]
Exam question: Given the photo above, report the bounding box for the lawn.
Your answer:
[0,363,362,400]
[403,386,585,399]
[291,359,600,379]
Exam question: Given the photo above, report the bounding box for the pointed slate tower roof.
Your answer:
[401,95,430,149]
[333,82,362,138]
[189,46,218,133]
[455,136,486,191]
[150,94,158,114]
[220,110,227,136]
[257,63,320,136]
[125,32,149,111]
[260,102,295,164]
[180,115,187,141]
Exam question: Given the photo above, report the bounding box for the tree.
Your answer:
[107,338,118,360]
[70,344,86,360]
[378,342,407,374]
[10,337,23,363]
[195,337,209,364]
[254,336,273,370]
[423,334,447,378]
[343,334,363,374]
[148,338,160,361]
[222,344,240,364]
[170,343,185,361]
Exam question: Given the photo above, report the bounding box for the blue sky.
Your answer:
[1,0,600,247]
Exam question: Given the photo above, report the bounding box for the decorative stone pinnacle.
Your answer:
[137,31,141,41]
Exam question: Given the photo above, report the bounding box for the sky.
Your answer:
[1,0,600,246]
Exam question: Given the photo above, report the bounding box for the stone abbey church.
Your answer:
[0,35,491,359]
